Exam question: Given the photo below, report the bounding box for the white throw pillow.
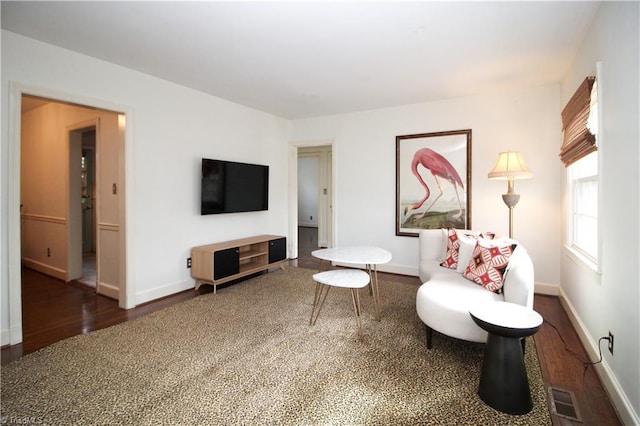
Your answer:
[456,237,478,274]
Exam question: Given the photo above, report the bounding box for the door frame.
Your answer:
[6,82,134,345]
[288,139,335,259]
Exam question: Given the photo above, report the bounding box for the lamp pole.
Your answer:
[488,151,532,240]
[501,177,520,239]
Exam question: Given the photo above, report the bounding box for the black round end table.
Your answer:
[470,301,543,415]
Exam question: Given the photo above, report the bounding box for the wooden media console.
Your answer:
[191,234,287,293]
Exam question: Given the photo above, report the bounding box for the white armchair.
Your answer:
[416,229,535,348]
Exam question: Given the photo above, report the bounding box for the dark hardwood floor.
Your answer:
[2,227,621,425]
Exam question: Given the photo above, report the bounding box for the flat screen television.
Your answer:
[201,158,269,215]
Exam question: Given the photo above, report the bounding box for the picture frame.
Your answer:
[396,129,472,237]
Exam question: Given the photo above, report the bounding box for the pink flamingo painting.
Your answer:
[403,148,465,219]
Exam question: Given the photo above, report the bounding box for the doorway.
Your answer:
[6,88,130,346]
[19,94,125,300]
[75,127,97,287]
[294,144,333,258]
[297,154,319,252]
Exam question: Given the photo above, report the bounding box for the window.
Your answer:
[567,151,598,263]
[565,77,599,267]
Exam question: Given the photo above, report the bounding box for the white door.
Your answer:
[95,113,125,300]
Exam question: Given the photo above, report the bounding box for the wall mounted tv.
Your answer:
[201,158,269,215]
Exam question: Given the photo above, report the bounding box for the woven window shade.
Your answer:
[560,76,596,167]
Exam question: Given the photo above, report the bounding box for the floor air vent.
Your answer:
[548,386,582,422]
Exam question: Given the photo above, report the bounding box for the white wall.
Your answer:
[291,84,563,288]
[559,2,639,423]
[1,31,291,344]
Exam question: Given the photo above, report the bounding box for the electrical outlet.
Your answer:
[187,257,192,268]
[608,331,614,355]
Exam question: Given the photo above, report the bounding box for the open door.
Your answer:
[95,114,125,300]
[67,114,123,299]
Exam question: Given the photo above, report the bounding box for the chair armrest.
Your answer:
[419,229,447,261]
[502,246,535,309]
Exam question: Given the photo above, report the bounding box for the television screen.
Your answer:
[201,158,269,215]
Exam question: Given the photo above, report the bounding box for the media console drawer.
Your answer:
[191,235,287,293]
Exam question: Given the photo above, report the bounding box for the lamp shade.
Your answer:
[488,151,533,180]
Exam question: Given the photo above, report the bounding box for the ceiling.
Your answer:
[1,1,599,119]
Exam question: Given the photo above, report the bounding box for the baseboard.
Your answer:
[298,221,317,228]
[21,258,66,281]
[332,262,418,277]
[558,288,639,425]
[135,279,195,306]
[378,263,418,277]
[534,282,558,296]
[354,263,564,296]
[97,282,119,300]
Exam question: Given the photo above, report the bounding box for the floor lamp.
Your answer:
[488,151,532,238]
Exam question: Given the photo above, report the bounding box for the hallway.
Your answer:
[76,252,96,288]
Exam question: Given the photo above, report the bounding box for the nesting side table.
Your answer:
[469,301,543,415]
[310,269,370,336]
[311,246,392,321]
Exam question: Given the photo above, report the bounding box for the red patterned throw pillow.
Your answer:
[440,229,482,270]
[463,241,516,293]
[440,228,461,269]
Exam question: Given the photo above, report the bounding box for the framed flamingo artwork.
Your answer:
[396,129,472,236]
